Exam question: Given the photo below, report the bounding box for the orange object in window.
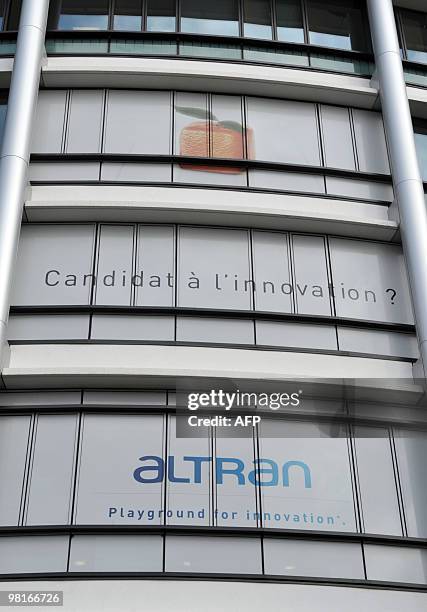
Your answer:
[179,121,254,174]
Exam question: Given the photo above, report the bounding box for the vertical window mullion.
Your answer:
[270,0,277,41]
[301,0,310,45]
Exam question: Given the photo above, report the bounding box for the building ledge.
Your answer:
[26,185,397,241]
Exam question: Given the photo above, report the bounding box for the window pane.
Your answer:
[11,225,96,307]
[70,535,163,572]
[94,225,135,306]
[104,90,172,154]
[365,545,427,585]
[113,0,142,31]
[57,0,109,30]
[328,239,413,325]
[307,0,369,52]
[353,427,402,536]
[7,0,21,30]
[252,230,293,313]
[214,431,258,527]
[292,235,332,316]
[352,110,390,174]
[66,90,104,153]
[320,105,356,171]
[276,0,304,43]
[244,0,272,39]
[166,416,211,525]
[75,415,165,525]
[245,97,321,165]
[0,0,6,30]
[32,90,67,154]
[394,430,427,538]
[146,0,176,31]
[0,536,68,574]
[165,536,262,573]
[402,10,427,64]
[177,226,252,310]
[415,130,427,181]
[136,225,175,307]
[25,415,78,526]
[181,0,239,36]
[259,420,357,532]
[0,416,31,526]
[264,539,364,578]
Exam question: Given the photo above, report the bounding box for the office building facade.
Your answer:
[0,1,426,610]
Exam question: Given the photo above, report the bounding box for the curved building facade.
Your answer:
[0,1,426,610]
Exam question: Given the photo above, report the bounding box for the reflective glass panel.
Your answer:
[57,0,109,30]
[113,0,142,31]
[243,0,273,39]
[181,0,239,36]
[402,9,427,64]
[146,0,176,31]
[276,0,304,43]
[307,0,369,51]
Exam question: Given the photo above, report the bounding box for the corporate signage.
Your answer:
[75,415,356,532]
[12,224,413,325]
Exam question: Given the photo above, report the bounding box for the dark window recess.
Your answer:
[243,0,273,40]
[276,0,304,44]
[48,0,110,31]
[306,0,370,52]
[146,0,175,31]
[113,0,143,31]
[181,0,239,37]
[401,9,427,65]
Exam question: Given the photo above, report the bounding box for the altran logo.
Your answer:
[133,455,312,488]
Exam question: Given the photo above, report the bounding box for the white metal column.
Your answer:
[367,0,427,378]
[0,0,50,368]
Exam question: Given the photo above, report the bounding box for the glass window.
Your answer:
[258,419,357,532]
[113,0,142,31]
[320,105,356,171]
[394,429,427,539]
[75,414,165,525]
[11,225,96,307]
[243,0,273,39]
[177,226,252,310]
[146,0,175,32]
[353,427,402,536]
[0,101,7,144]
[256,320,337,350]
[91,314,175,341]
[181,0,239,36]
[135,225,175,307]
[56,0,109,30]
[32,90,68,154]
[414,128,427,181]
[264,538,364,578]
[276,0,304,43]
[104,90,172,155]
[292,235,332,316]
[352,110,390,174]
[214,430,259,527]
[328,239,414,325]
[0,416,31,526]
[245,97,321,165]
[0,0,6,30]
[165,535,262,573]
[94,225,135,306]
[7,0,22,30]
[365,544,427,585]
[70,535,163,572]
[0,536,69,574]
[66,90,104,154]
[166,416,212,525]
[307,0,370,52]
[176,317,254,344]
[252,230,293,313]
[401,10,427,64]
[25,415,78,526]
